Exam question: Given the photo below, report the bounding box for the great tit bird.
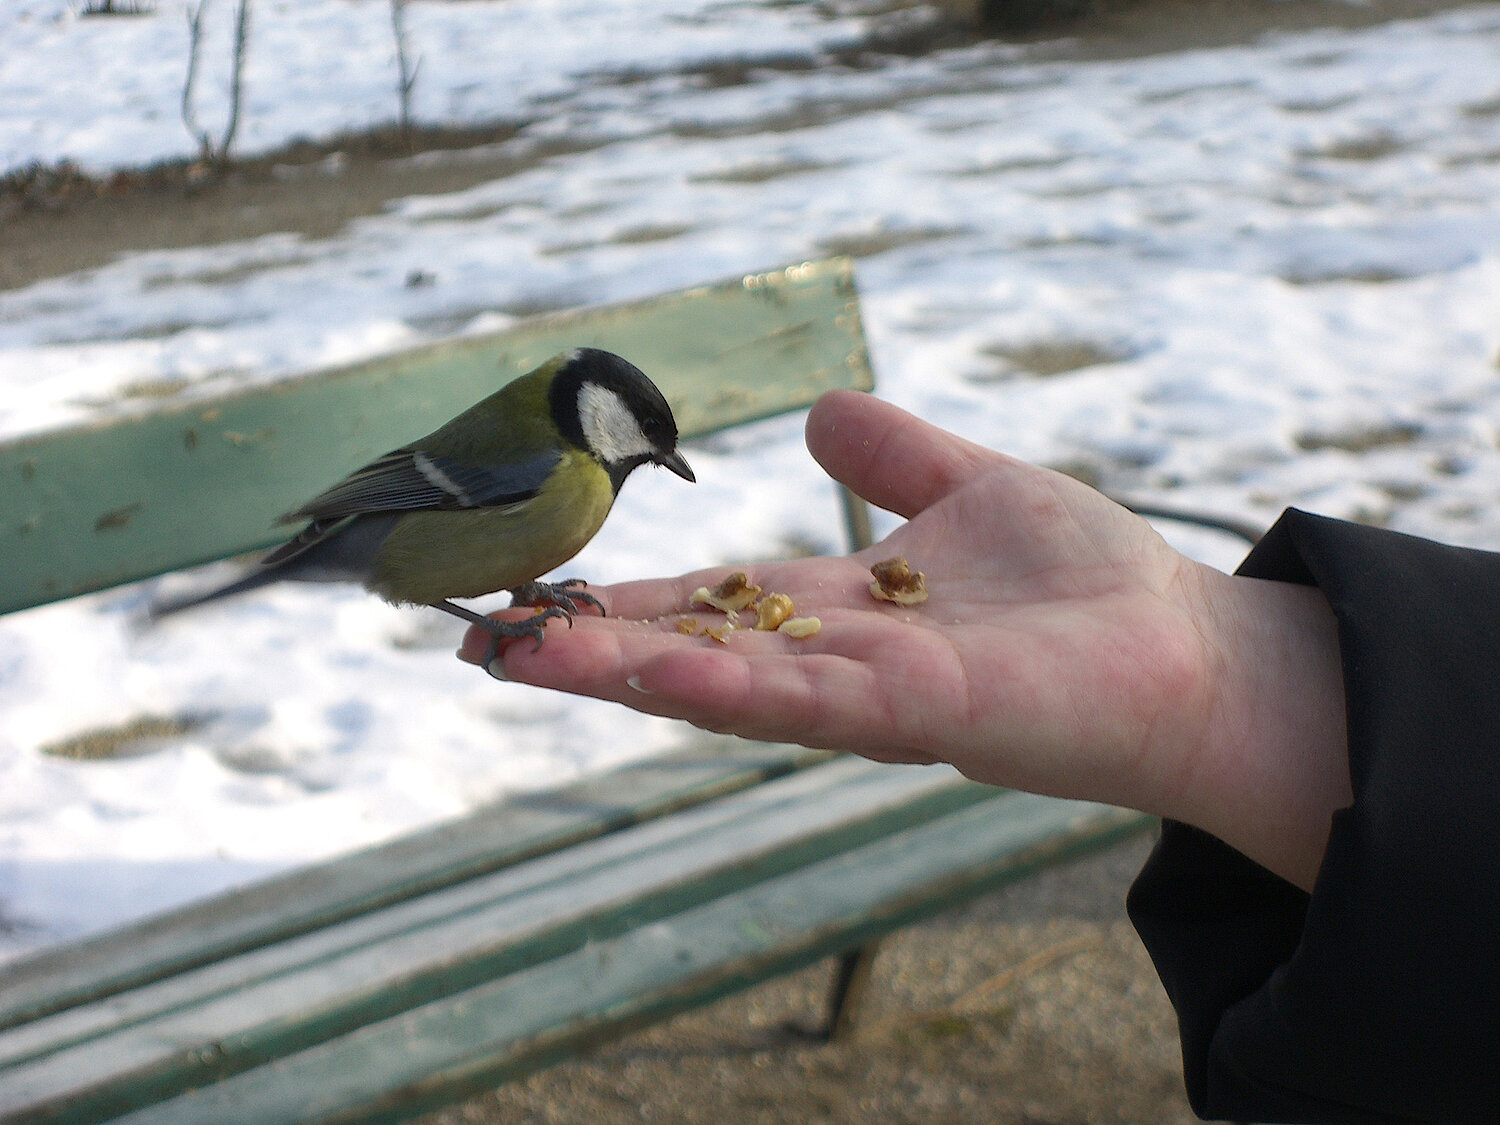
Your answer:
[152,348,694,666]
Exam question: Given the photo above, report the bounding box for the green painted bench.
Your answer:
[0,258,1148,1124]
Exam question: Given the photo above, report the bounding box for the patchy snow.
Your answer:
[2,0,1500,957]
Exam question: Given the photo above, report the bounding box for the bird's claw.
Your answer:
[477,604,572,676]
[508,578,605,622]
[474,581,603,678]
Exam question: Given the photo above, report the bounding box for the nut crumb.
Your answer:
[778,616,821,638]
[675,616,701,635]
[691,572,762,613]
[704,621,737,644]
[869,557,929,605]
[752,593,795,631]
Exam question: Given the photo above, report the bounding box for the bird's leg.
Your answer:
[431,598,569,672]
[508,578,606,620]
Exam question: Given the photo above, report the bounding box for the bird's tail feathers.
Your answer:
[147,566,283,622]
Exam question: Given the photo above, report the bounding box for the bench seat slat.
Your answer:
[0,758,1010,1122]
[0,741,835,1031]
[106,796,1148,1125]
[0,754,941,1068]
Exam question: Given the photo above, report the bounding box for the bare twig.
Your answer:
[181,0,253,169]
[81,1,155,14]
[855,933,1105,1041]
[391,0,421,147]
[222,0,251,161]
[182,0,211,161]
[948,934,1103,1009]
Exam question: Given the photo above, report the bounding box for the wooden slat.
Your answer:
[0,756,949,1070]
[0,258,870,614]
[0,740,835,1031]
[102,797,1150,1125]
[0,760,1010,1123]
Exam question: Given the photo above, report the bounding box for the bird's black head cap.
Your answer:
[549,348,694,491]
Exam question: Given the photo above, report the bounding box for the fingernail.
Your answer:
[626,675,653,694]
[487,658,509,681]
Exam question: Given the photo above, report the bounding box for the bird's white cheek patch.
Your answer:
[578,383,655,463]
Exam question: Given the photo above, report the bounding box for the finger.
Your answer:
[452,579,803,671]
[636,645,944,763]
[500,620,943,764]
[805,390,1004,520]
[466,613,763,715]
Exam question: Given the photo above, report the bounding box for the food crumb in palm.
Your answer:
[869,557,929,605]
[690,572,761,612]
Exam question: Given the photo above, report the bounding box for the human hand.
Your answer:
[460,390,1348,890]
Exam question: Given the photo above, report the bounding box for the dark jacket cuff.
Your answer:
[1128,508,1500,1123]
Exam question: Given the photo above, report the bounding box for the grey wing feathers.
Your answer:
[279,447,562,523]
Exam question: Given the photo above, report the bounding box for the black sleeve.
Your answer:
[1127,508,1500,1124]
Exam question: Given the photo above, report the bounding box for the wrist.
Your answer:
[1169,561,1350,892]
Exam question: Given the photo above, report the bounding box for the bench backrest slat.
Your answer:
[0,259,870,615]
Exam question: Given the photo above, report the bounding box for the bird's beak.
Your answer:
[659,449,695,483]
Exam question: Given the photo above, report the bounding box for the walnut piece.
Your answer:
[753,593,795,631]
[868,557,929,605]
[690,572,762,613]
[778,616,821,638]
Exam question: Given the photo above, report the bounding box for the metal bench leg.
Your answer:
[824,940,881,1040]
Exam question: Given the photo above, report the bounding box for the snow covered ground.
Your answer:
[3,0,1500,958]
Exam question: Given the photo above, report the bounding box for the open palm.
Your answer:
[465,390,1221,820]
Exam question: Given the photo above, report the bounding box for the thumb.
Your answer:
[805,390,998,520]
